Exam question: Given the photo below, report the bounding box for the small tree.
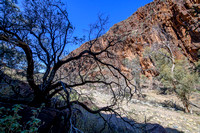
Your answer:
[143,25,199,112]
[122,56,142,96]
[147,42,199,112]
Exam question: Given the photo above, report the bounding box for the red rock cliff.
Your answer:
[63,0,200,78]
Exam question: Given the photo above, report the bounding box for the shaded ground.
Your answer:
[0,68,199,132]
[72,104,178,133]
[77,88,200,133]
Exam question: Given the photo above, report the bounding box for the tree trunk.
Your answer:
[30,91,50,107]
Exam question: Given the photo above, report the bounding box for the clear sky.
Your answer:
[65,0,153,51]
[18,0,153,52]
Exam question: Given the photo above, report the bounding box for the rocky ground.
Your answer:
[125,100,200,133]
[78,88,200,133]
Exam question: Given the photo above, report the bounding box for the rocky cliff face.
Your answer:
[64,0,200,78]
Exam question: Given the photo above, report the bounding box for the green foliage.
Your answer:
[151,47,199,111]
[0,104,44,133]
[174,64,199,100]
[0,105,23,133]
[157,57,198,91]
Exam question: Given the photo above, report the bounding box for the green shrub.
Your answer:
[153,48,199,112]
[143,45,199,112]
[0,104,43,133]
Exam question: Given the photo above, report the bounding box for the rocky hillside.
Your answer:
[63,0,199,78]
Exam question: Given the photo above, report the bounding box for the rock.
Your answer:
[62,0,200,79]
[146,124,167,133]
[173,125,178,129]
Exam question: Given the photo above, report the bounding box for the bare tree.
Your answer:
[0,0,138,132]
[0,1,137,130]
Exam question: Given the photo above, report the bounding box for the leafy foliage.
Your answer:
[0,104,44,133]
[150,47,199,112]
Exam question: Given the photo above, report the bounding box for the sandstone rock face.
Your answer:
[65,0,200,77]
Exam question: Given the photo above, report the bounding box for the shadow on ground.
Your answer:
[0,101,184,133]
[72,106,183,133]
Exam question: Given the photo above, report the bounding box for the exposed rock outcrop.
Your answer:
[64,0,199,78]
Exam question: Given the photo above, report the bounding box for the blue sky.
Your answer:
[65,0,153,51]
[18,0,153,52]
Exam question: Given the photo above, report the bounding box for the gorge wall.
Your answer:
[64,0,200,78]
